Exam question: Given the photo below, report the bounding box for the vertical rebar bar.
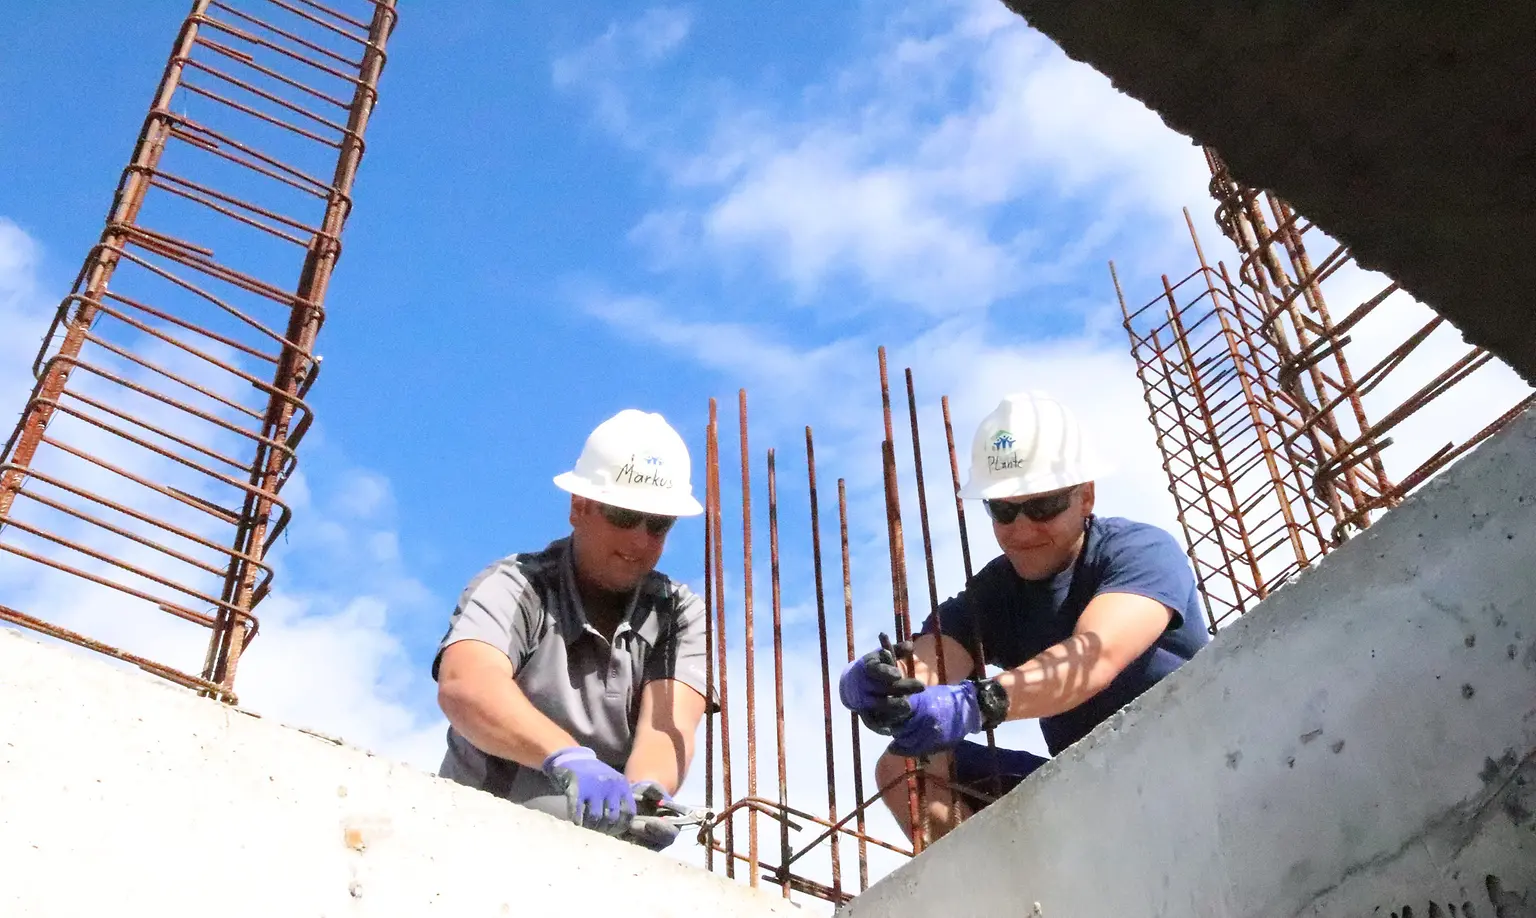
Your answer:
[766,448,791,899]
[702,412,717,873]
[806,427,842,898]
[837,477,870,891]
[710,400,735,877]
[904,369,947,685]
[876,347,925,851]
[738,387,759,887]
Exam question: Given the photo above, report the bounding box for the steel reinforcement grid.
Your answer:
[1117,149,1534,631]
[0,0,398,702]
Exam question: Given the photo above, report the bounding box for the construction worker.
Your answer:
[839,392,1209,841]
[433,409,709,850]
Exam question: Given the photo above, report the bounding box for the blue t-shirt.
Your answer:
[919,515,1207,756]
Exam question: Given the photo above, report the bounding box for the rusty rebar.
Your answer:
[0,0,398,698]
[1119,151,1530,633]
[710,401,735,877]
[765,448,790,899]
[702,411,717,873]
[904,369,947,686]
[805,427,841,897]
[737,388,759,887]
[838,477,870,891]
[875,347,926,851]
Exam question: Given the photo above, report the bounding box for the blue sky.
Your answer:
[8,0,1521,892]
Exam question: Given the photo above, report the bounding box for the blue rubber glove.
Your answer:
[541,747,634,835]
[838,645,924,733]
[627,780,681,851]
[887,682,983,758]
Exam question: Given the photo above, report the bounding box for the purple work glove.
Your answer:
[541,747,634,835]
[887,682,984,758]
[838,645,924,734]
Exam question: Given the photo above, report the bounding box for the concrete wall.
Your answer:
[842,408,1536,918]
[998,1,1536,385]
[0,630,799,917]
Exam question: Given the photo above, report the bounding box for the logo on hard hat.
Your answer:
[617,454,674,490]
[986,429,1025,474]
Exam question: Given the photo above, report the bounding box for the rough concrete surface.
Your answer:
[0,631,799,918]
[1000,1,1536,384]
[841,408,1536,918]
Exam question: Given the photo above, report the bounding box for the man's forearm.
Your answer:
[624,731,693,793]
[625,679,706,793]
[992,632,1119,722]
[440,673,579,770]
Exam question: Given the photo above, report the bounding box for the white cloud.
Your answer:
[0,220,447,772]
[556,0,1210,317]
[552,7,694,139]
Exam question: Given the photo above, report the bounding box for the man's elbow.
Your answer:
[436,665,485,725]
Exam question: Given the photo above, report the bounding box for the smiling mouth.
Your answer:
[616,552,643,564]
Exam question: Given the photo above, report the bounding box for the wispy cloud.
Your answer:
[555,0,1210,319]
[552,7,694,139]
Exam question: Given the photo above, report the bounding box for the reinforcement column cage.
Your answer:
[1120,152,1535,630]
[0,0,398,702]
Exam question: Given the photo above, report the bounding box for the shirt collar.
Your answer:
[554,536,667,647]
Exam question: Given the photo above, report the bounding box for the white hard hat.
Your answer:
[553,409,705,517]
[957,392,1104,500]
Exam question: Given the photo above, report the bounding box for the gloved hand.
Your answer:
[838,643,924,734]
[626,780,681,851]
[541,747,634,835]
[632,779,675,811]
[887,682,984,758]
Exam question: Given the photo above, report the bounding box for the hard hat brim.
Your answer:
[958,471,1097,501]
[553,472,705,517]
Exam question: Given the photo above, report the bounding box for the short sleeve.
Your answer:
[642,584,710,702]
[1096,523,1197,631]
[431,559,541,680]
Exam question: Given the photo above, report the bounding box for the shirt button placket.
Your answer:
[605,646,621,699]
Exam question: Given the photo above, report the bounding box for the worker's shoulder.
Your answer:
[1090,515,1184,561]
[459,539,569,600]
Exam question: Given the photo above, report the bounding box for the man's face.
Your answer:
[569,496,673,593]
[988,482,1095,581]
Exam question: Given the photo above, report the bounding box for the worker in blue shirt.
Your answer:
[839,392,1209,841]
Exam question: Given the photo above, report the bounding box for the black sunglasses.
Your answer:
[983,487,1078,525]
[596,502,677,536]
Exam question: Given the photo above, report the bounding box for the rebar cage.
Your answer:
[0,0,398,701]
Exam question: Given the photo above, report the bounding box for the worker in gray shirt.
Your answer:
[433,409,709,850]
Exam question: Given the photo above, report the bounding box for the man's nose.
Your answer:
[622,525,665,551]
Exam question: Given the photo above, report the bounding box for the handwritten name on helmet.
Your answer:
[616,454,674,490]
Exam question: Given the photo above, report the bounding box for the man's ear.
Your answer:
[1079,481,1096,517]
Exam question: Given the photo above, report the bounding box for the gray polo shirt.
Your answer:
[432,537,709,803]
